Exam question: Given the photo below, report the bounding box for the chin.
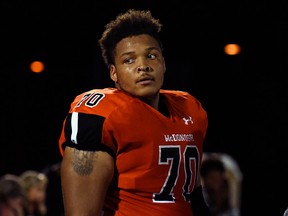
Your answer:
[135,88,160,99]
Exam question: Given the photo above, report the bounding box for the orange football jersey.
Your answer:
[59,88,208,216]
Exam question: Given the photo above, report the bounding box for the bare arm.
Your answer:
[60,146,114,216]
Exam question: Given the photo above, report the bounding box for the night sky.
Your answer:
[1,0,288,215]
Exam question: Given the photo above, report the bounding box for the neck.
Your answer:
[140,93,160,110]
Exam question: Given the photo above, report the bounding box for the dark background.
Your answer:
[1,0,288,215]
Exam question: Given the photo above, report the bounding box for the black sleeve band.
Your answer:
[189,186,211,216]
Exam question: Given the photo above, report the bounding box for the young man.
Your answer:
[59,9,210,216]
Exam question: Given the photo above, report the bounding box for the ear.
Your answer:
[109,65,118,82]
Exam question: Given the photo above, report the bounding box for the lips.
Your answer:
[136,76,154,83]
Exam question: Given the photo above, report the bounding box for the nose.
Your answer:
[137,66,151,72]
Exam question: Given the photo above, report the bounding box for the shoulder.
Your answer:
[69,88,133,116]
[160,89,200,103]
[160,89,207,117]
[74,88,124,100]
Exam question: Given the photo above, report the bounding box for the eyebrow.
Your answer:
[120,46,161,57]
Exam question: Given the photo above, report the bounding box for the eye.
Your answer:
[124,57,135,64]
[147,53,156,59]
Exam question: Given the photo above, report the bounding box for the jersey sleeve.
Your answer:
[59,112,115,158]
[58,89,122,158]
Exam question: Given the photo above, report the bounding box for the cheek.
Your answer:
[9,198,24,207]
[117,70,135,83]
[154,62,165,74]
[155,68,165,82]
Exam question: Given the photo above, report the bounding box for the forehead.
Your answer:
[115,34,161,55]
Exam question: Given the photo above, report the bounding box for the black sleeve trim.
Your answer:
[62,112,116,159]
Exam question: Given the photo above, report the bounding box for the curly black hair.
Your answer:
[98,9,163,67]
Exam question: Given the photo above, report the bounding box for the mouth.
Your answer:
[136,76,154,85]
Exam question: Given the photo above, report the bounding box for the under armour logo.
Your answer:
[183,116,193,125]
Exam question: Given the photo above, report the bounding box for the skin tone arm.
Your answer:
[60,146,114,216]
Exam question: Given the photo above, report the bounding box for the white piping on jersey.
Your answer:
[71,112,79,144]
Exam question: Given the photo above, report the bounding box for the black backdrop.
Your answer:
[1,0,288,215]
